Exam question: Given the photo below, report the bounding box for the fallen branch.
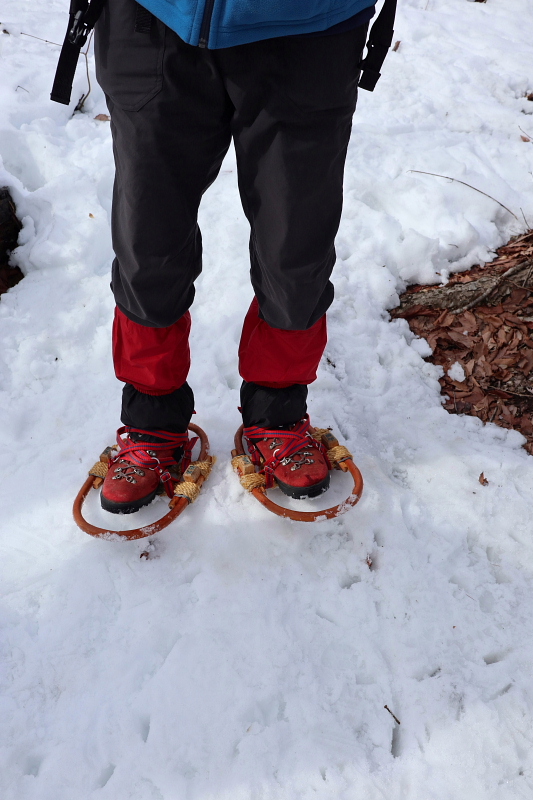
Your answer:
[488,385,533,401]
[407,170,519,220]
[452,258,533,314]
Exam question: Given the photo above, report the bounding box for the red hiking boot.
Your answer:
[100,427,195,514]
[243,416,330,499]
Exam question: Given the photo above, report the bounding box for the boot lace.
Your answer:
[110,426,197,498]
[243,415,330,489]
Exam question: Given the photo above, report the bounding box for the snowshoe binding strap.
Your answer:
[112,426,198,499]
[233,423,364,523]
[73,423,213,540]
[243,415,331,489]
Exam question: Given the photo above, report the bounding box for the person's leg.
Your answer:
[95,0,234,433]
[238,297,326,427]
[112,307,194,432]
[214,28,367,497]
[216,26,368,427]
[94,0,235,511]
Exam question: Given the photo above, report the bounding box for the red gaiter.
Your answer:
[113,307,191,395]
[238,298,327,388]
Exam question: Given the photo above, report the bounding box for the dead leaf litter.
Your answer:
[391,230,533,454]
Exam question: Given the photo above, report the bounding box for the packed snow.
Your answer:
[447,362,466,383]
[2,1,533,798]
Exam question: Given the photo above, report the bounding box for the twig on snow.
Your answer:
[407,170,519,220]
[74,30,94,113]
[521,208,532,231]
[21,32,61,46]
[384,705,401,725]
[21,29,94,113]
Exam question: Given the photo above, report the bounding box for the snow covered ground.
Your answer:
[2,0,533,797]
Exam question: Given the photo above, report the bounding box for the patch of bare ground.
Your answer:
[0,187,23,296]
[391,230,533,453]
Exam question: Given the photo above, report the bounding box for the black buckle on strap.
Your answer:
[68,9,90,46]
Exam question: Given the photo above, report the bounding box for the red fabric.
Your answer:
[238,298,327,386]
[113,298,326,394]
[112,307,191,395]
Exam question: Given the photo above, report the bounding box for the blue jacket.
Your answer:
[138,0,376,49]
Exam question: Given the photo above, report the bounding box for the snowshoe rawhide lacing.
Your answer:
[73,424,214,540]
[232,418,363,523]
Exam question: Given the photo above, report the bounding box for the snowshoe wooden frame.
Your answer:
[73,424,212,540]
[231,425,363,522]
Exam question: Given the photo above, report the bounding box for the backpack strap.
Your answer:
[359,0,397,92]
[50,0,107,105]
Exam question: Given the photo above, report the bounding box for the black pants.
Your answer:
[94,0,367,429]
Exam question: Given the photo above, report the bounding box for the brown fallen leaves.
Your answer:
[391,230,533,454]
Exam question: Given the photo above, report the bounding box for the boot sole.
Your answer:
[276,472,330,500]
[100,486,159,515]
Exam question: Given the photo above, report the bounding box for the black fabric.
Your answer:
[83,0,108,28]
[121,378,307,432]
[298,5,375,38]
[128,431,185,462]
[94,4,368,330]
[121,382,194,433]
[130,431,177,443]
[240,382,308,429]
[134,2,153,33]
[94,0,166,112]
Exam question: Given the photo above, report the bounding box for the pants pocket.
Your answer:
[95,0,165,111]
[281,24,368,114]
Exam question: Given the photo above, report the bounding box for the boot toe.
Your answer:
[276,471,330,499]
[100,485,159,515]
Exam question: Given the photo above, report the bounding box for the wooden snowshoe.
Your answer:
[231,424,363,522]
[73,424,214,540]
